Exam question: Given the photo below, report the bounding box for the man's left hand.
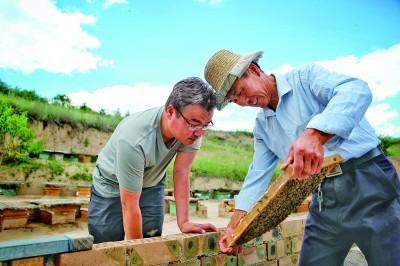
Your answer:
[180,221,217,234]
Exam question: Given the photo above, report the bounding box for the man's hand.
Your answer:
[179,221,217,234]
[219,209,247,255]
[219,227,242,255]
[281,128,334,179]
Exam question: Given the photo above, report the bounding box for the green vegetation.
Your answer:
[379,136,400,157]
[0,102,44,164]
[71,172,92,182]
[0,94,121,132]
[47,160,64,177]
[192,131,254,181]
[0,80,122,132]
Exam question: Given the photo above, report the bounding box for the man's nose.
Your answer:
[193,129,205,137]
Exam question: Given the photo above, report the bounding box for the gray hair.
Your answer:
[165,77,216,112]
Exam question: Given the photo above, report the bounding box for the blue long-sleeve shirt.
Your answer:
[235,63,380,212]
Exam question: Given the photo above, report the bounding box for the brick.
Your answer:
[276,239,292,258]
[278,214,306,238]
[177,232,219,259]
[253,260,277,266]
[272,227,281,240]
[10,256,44,266]
[238,244,267,266]
[290,235,303,253]
[123,237,182,265]
[267,241,277,261]
[170,258,201,266]
[200,254,237,266]
[261,230,273,243]
[57,242,126,266]
[278,254,299,266]
[243,236,264,248]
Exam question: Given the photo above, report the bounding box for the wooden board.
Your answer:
[0,235,93,261]
[227,154,343,247]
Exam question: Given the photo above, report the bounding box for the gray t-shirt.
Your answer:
[93,106,201,197]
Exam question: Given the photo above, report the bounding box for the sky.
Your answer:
[0,0,399,136]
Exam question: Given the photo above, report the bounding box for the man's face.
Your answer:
[169,104,214,145]
[227,67,270,108]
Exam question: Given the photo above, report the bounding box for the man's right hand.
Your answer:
[219,209,247,255]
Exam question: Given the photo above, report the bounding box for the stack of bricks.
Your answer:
[1,213,307,266]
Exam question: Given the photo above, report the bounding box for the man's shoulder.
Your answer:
[115,106,163,145]
[284,63,322,77]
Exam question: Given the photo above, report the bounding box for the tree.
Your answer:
[52,94,71,107]
[0,102,44,164]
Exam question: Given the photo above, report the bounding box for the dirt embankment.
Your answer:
[30,120,111,156]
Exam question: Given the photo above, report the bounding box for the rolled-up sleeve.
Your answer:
[305,64,372,139]
[235,129,278,212]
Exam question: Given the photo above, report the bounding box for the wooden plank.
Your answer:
[0,235,93,261]
[227,154,342,247]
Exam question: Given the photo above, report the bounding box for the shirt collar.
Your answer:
[262,73,293,117]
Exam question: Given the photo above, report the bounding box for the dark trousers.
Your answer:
[87,179,165,244]
[300,153,400,266]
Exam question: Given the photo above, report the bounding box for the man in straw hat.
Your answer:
[204,49,400,265]
[88,77,217,243]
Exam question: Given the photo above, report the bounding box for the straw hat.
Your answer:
[204,49,263,110]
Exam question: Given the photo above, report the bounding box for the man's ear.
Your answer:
[248,63,261,76]
[165,104,175,119]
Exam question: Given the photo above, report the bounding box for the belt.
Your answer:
[339,146,383,173]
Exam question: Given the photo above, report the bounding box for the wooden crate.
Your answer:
[0,209,29,231]
[76,186,91,197]
[40,208,76,225]
[43,187,61,196]
[80,208,88,221]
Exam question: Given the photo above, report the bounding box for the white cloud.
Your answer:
[68,83,173,115]
[365,103,400,136]
[103,0,128,8]
[317,44,400,101]
[366,104,399,127]
[70,43,400,136]
[265,44,400,136]
[193,0,225,5]
[213,105,258,132]
[0,0,112,74]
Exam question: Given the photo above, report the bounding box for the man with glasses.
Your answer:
[88,77,217,243]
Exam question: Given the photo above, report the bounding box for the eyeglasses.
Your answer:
[176,109,213,131]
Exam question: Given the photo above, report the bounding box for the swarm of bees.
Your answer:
[234,168,328,245]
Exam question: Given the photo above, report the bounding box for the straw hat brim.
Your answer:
[216,51,263,110]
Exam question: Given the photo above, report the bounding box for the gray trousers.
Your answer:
[87,179,165,244]
[300,153,400,266]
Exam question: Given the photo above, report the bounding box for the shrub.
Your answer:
[0,102,44,164]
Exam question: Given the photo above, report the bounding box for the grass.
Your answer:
[387,143,400,157]
[0,94,121,132]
